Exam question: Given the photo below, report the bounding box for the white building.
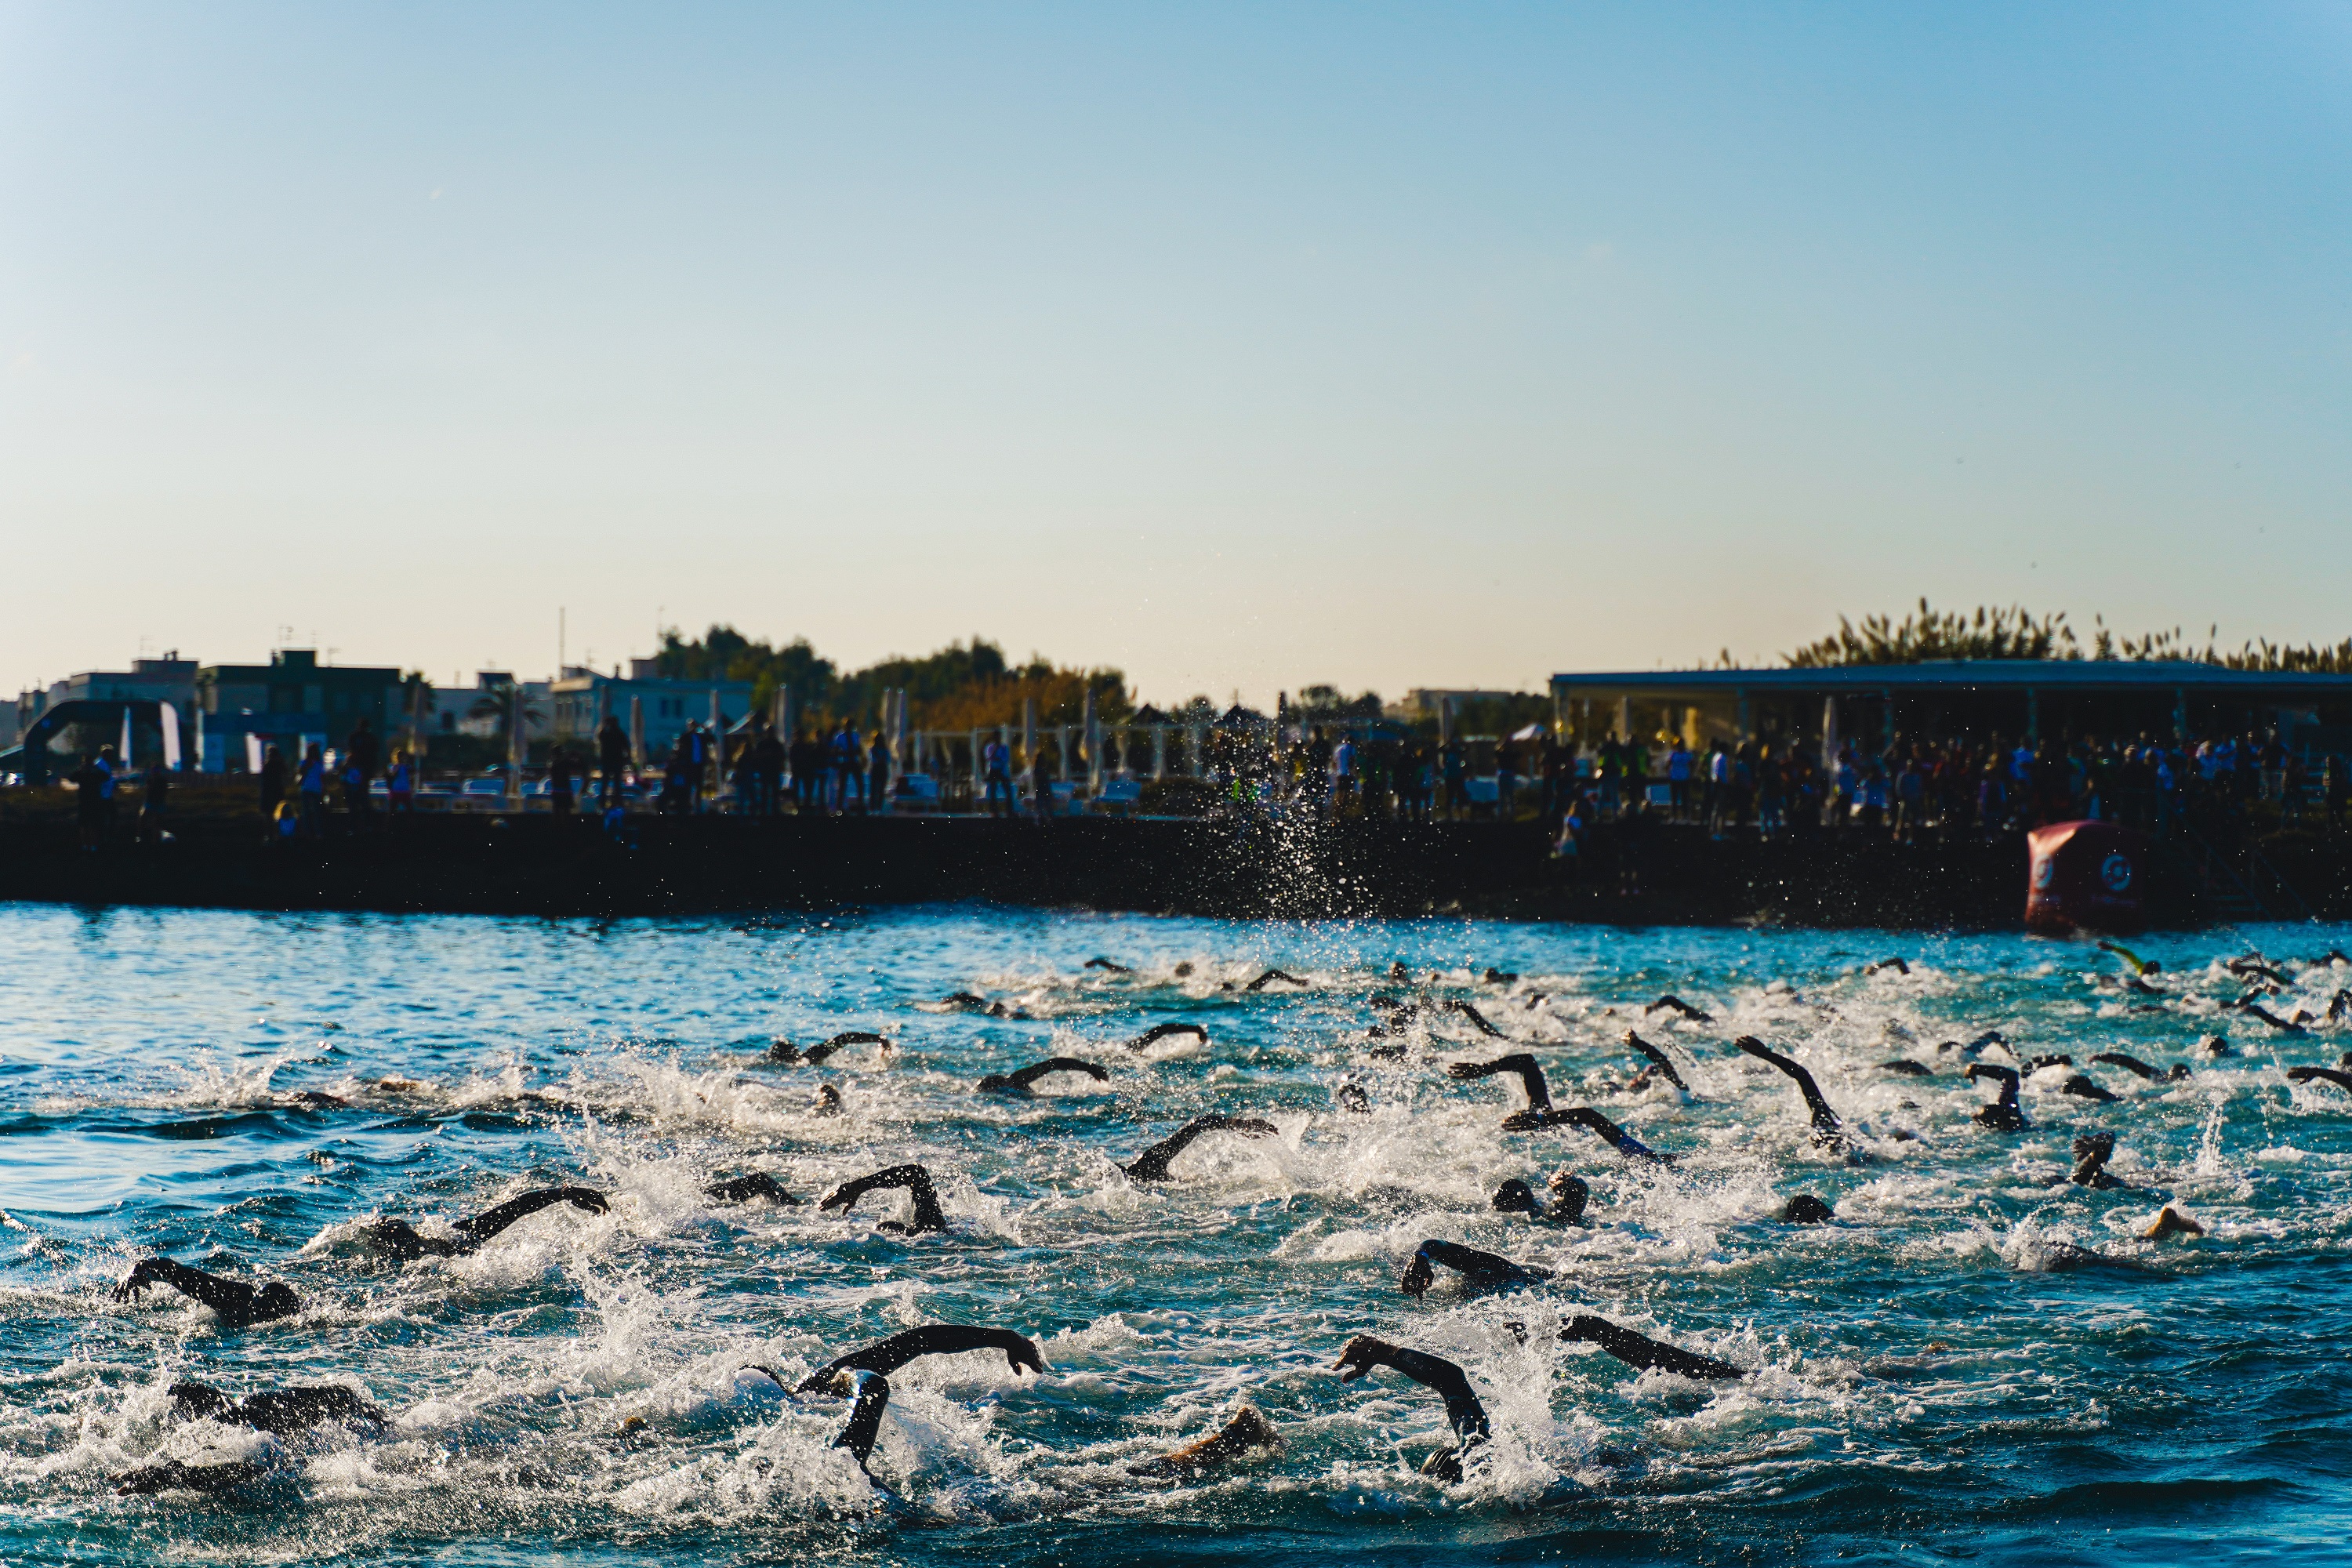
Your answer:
[549,661,753,761]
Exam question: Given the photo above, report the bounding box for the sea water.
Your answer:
[2,903,2348,1566]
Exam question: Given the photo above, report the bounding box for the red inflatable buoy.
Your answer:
[2024,820,2148,935]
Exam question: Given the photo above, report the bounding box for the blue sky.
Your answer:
[3,3,2347,706]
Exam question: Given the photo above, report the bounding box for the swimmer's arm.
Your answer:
[1123,1116,1277,1181]
[1624,1032,1692,1092]
[1011,1057,1108,1087]
[1565,1315,1744,1381]
[454,1185,610,1243]
[112,1258,250,1318]
[798,1323,1044,1390]
[1333,1337,1490,1442]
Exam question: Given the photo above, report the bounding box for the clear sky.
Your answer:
[4,3,2348,708]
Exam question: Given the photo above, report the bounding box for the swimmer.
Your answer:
[767,1031,893,1065]
[1127,1406,1283,1478]
[2092,1051,2189,1083]
[1938,1030,2009,1061]
[1518,1105,1675,1163]
[1243,968,1309,993]
[2143,1206,2206,1240]
[2098,941,2161,978]
[1482,967,1519,985]
[2058,1131,2128,1189]
[2058,1073,2119,1103]
[1448,1000,1508,1039]
[1492,1172,1588,1222]
[2313,949,2352,967]
[1880,1059,1934,1076]
[1123,1114,1279,1181]
[2287,1065,2352,1093]
[167,1381,387,1436]
[706,1171,798,1204]
[1388,961,1412,981]
[1562,1314,1746,1381]
[1864,957,1911,977]
[977,1057,1109,1096]
[2196,1034,2234,1058]
[111,1457,277,1495]
[2227,956,2291,985]
[1447,1053,1552,1118]
[1335,1082,1372,1115]
[818,1164,948,1234]
[1645,995,1713,1022]
[1084,956,1134,973]
[368,1185,610,1262]
[1399,1239,1553,1298]
[1624,1031,1694,1094]
[1782,1194,1832,1223]
[811,1083,844,1116]
[284,1090,348,1109]
[2234,1001,2305,1034]
[1965,1063,2027,1131]
[937,993,1029,1018]
[791,1322,1046,1392]
[111,1258,300,1327]
[1734,1037,1848,1151]
[1126,1022,1208,1052]
[1330,1336,1490,1482]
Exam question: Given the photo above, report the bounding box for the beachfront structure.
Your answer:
[547,662,753,761]
[1549,661,2352,753]
[14,657,200,750]
[424,673,554,742]
[194,649,406,771]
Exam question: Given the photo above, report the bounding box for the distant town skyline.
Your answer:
[5,3,2349,708]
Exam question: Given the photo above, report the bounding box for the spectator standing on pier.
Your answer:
[1494,735,1519,823]
[550,747,577,815]
[597,716,630,811]
[71,751,108,851]
[1330,731,1358,815]
[259,744,288,833]
[344,719,379,826]
[754,725,786,815]
[1441,736,1468,820]
[1705,742,1731,838]
[134,755,170,845]
[298,743,327,837]
[387,748,415,817]
[1666,739,1693,822]
[981,735,1012,817]
[869,728,893,815]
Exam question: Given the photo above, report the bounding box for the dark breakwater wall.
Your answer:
[0,814,2104,927]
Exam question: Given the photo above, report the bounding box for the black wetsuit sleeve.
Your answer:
[1405,1239,1540,1295]
[1737,1038,1841,1133]
[453,1186,608,1244]
[1450,1000,1506,1038]
[2289,1066,2352,1091]
[1625,1033,1692,1092]
[2092,1052,2161,1080]
[1123,1116,1276,1181]
[799,1323,1043,1390]
[1566,1315,1744,1380]
[1379,1347,1492,1443]
[1011,1057,1109,1087]
[116,1258,256,1321]
[1545,1106,1667,1162]
[820,1164,947,1232]
[706,1172,797,1204]
[1128,1022,1207,1051]
[1450,1054,1550,1111]
[833,1371,891,1465]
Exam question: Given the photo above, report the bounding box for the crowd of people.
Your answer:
[42,709,2352,856]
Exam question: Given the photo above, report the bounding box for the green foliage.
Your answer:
[1779,599,2352,673]
[651,626,1131,731]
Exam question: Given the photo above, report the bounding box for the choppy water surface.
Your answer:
[3,905,2350,1567]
